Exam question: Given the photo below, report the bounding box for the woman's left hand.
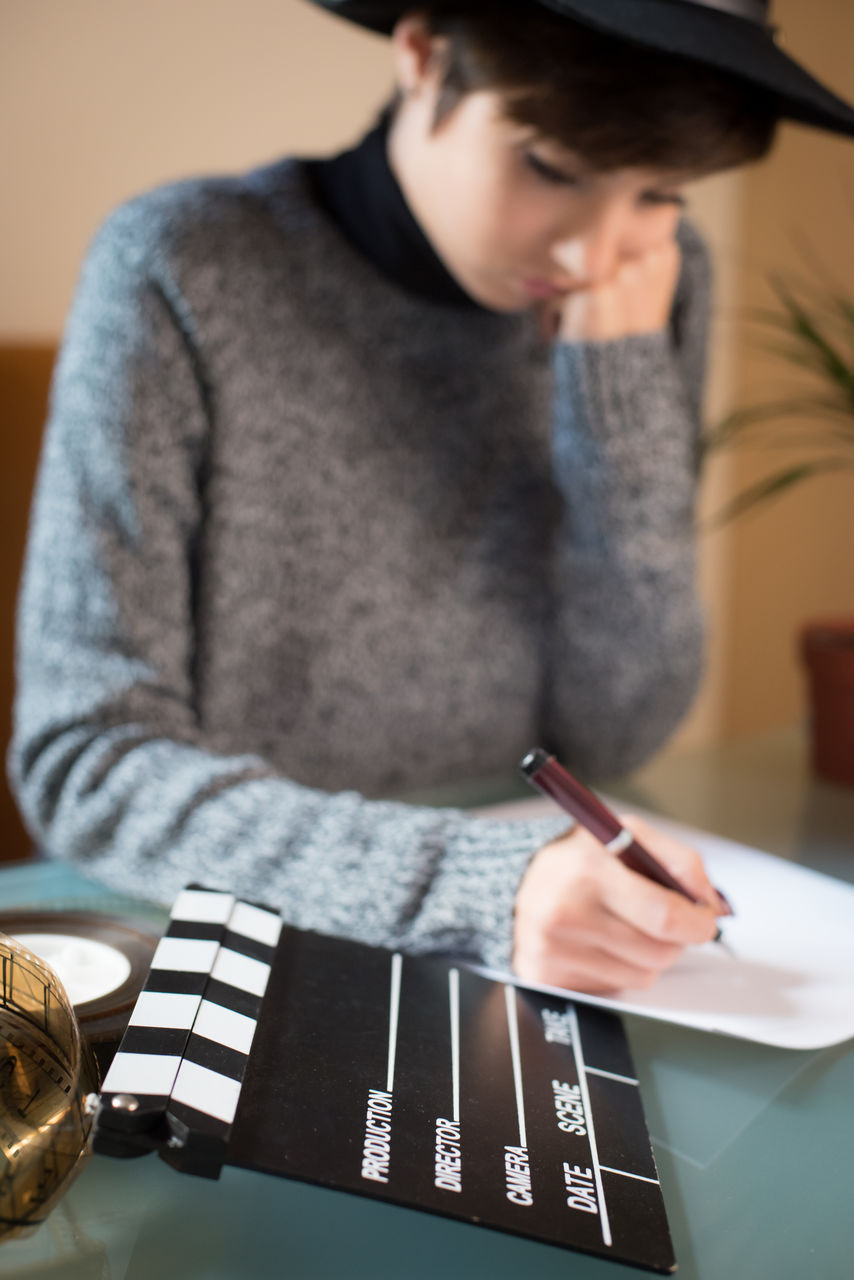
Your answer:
[540,238,682,343]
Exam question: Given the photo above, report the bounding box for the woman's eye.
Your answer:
[524,151,579,186]
[643,191,688,208]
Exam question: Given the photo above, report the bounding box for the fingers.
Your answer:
[602,855,720,948]
[555,237,682,342]
[514,943,679,997]
[514,910,686,995]
[615,240,682,334]
[617,814,731,916]
[512,822,721,995]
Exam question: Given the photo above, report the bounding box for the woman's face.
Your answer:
[388,77,692,314]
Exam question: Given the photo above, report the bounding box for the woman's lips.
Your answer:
[519,276,571,300]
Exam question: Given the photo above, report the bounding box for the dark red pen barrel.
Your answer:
[618,839,700,902]
[523,755,619,845]
[520,748,706,908]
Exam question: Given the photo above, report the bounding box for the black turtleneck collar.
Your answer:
[304,117,478,310]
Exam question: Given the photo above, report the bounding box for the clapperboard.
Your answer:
[95,887,676,1273]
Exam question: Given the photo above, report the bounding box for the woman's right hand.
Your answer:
[512,814,725,994]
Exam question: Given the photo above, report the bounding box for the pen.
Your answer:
[519,747,732,927]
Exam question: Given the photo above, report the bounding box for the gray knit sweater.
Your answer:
[10,157,709,969]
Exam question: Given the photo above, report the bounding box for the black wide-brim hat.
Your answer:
[310,0,854,139]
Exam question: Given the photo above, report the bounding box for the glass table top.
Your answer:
[0,728,851,1279]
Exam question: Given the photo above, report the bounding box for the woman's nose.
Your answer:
[551,202,679,288]
[551,220,628,289]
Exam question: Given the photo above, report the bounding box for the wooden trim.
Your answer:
[0,343,57,861]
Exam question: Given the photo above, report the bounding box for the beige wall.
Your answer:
[1,0,392,337]
[2,0,853,747]
[715,0,854,739]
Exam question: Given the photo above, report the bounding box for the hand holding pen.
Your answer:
[510,749,732,995]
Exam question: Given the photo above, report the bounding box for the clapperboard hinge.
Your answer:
[95,885,281,1179]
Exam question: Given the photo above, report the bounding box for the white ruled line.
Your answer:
[568,1005,612,1248]
[386,953,403,1094]
[504,985,527,1149]
[449,968,460,1125]
[586,1067,638,1086]
[600,1165,660,1185]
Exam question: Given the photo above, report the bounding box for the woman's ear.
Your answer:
[390,12,446,95]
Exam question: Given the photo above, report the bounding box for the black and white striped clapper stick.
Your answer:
[96,885,281,1177]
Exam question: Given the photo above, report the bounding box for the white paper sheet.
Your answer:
[477,797,854,1049]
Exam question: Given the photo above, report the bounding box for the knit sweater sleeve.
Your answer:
[9,202,567,970]
[542,219,710,778]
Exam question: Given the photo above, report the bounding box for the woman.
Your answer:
[10,1,854,993]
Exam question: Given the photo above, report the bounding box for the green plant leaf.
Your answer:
[755,339,852,383]
[705,254,854,516]
[770,276,854,394]
[703,398,854,450]
[703,458,854,527]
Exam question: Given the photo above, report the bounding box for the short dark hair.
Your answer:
[423,6,777,173]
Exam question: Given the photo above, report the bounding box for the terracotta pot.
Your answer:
[800,618,854,786]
